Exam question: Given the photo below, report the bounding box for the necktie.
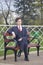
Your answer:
[18,26,22,31]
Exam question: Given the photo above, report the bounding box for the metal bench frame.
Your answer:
[3,32,40,61]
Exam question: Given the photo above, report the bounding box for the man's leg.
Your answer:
[24,43,29,61]
[17,39,30,57]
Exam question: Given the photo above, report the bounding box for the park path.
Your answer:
[0,51,43,65]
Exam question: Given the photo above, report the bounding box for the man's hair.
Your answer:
[15,17,22,22]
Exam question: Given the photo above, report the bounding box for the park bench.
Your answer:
[3,32,40,61]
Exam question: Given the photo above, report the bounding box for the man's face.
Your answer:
[16,19,22,25]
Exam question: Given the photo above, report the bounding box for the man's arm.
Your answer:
[7,27,16,38]
[18,38,22,41]
[12,32,16,38]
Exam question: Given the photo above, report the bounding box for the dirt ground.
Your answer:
[0,51,43,65]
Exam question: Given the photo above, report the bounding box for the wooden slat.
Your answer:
[28,44,40,47]
[4,39,14,42]
[4,32,12,36]
[6,46,20,50]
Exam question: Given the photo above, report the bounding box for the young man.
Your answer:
[7,17,29,61]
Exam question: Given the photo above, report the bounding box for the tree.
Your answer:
[0,0,14,25]
[41,0,43,24]
[0,13,4,24]
[14,0,41,25]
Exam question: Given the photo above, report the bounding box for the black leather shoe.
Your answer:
[24,58,29,61]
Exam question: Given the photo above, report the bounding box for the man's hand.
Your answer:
[12,32,16,38]
[18,38,22,41]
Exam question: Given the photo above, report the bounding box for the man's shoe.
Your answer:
[24,58,29,61]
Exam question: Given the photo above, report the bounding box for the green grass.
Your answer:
[0,50,14,56]
[30,47,43,51]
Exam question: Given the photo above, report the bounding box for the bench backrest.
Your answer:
[3,32,40,45]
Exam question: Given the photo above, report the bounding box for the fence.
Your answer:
[0,25,43,51]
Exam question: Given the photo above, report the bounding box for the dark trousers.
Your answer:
[17,39,28,59]
[23,43,28,59]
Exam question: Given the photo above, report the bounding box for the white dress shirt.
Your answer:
[18,25,22,31]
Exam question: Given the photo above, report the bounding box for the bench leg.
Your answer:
[28,48,30,55]
[14,50,17,61]
[37,47,40,56]
[4,49,7,60]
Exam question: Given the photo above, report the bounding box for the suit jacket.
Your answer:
[7,26,29,46]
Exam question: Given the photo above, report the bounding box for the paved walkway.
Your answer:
[0,51,43,65]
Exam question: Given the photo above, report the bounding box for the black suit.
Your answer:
[7,26,29,60]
